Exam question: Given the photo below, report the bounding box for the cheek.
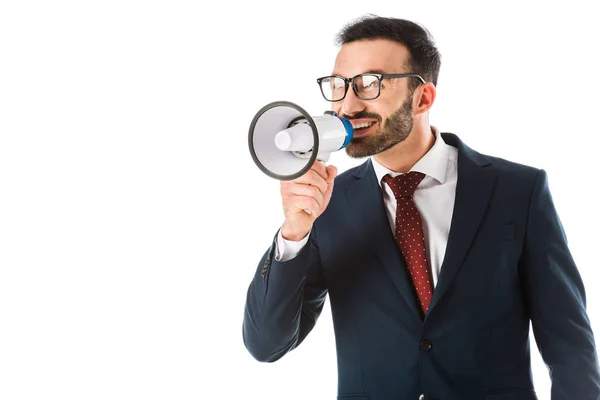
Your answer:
[380,101,405,121]
[374,106,392,122]
[331,103,342,114]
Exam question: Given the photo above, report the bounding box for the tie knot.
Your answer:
[383,171,425,199]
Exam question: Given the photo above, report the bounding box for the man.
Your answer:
[242,15,600,399]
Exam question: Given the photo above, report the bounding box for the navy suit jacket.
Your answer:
[243,133,600,399]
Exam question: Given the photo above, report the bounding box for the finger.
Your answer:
[311,160,328,180]
[290,170,328,194]
[282,183,325,209]
[284,195,320,216]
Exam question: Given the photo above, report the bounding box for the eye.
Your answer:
[333,80,345,90]
[357,75,379,91]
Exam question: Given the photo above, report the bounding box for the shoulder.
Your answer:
[444,132,543,186]
[485,153,540,177]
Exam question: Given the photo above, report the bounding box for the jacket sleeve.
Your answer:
[242,227,327,362]
[520,169,600,399]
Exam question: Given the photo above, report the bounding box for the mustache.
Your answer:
[341,111,382,123]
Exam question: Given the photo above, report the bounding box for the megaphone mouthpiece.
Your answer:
[274,123,313,152]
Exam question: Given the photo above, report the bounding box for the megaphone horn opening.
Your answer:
[248,101,319,181]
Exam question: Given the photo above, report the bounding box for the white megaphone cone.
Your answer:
[248,101,354,180]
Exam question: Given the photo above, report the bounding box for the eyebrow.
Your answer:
[330,69,390,77]
[363,69,387,75]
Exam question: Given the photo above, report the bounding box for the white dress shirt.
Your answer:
[275,127,458,288]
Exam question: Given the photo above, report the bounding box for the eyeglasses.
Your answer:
[316,73,426,102]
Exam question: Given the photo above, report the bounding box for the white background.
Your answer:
[1,1,599,399]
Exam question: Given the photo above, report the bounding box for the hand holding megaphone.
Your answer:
[248,101,353,239]
[279,159,337,241]
[248,101,353,181]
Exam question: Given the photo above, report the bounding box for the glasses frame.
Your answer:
[316,73,426,102]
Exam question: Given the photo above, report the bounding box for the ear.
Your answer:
[412,82,436,116]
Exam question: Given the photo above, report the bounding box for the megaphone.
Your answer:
[248,101,354,180]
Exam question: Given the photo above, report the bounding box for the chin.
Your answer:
[345,139,374,158]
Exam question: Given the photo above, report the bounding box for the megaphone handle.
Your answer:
[316,152,330,163]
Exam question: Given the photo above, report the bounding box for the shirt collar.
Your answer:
[371,126,453,187]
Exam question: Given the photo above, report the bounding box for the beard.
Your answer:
[344,95,414,159]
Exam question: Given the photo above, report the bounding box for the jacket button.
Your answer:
[419,339,432,351]
[418,394,425,400]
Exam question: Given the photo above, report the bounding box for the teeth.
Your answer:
[352,121,375,129]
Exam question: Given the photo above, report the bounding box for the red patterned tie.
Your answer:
[383,172,433,316]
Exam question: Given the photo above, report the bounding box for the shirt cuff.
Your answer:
[274,228,311,262]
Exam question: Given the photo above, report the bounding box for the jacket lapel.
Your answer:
[427,133,496,314]
[344,134,496,320]
[345,159,422,321]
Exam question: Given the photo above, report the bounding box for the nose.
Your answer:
[339,85,366,117]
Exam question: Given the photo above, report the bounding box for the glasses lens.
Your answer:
[354,74,380,100]
[320,76,346,101]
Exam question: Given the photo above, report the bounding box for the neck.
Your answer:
[373,123,435,173]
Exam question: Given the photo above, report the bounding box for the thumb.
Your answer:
[325,165,337,196]
[325,165,338,183]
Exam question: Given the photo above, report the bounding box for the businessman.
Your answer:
[243,15,600,399]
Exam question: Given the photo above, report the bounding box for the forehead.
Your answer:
[333,39,411,77]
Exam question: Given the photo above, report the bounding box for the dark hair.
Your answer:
[335,15,441,90]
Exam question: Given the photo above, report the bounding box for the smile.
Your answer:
[351,121,377,130]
